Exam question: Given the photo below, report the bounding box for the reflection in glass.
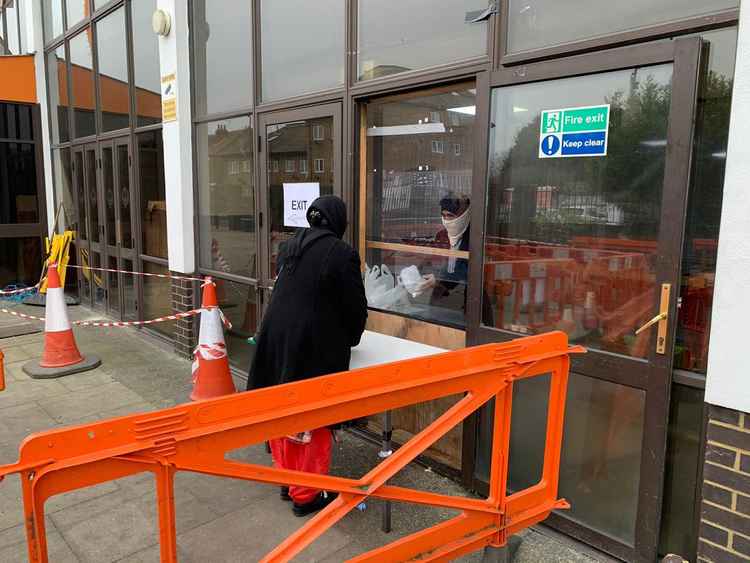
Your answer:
[260,0,344,101]
[267,118,334,274]
[138,132,167,258]
[364,84,476,328]
[117,144,132,249]
[676,28,737,373]
[70,29,96,138]
[197,117,256,278]
[132,0,162,127]
[102,145,116,245]
[78,245,91,303]
[108,255,119,313]
[192,0,253,116]
[0,237,42,288]
[91,252,106,308]
[0,143,38,224]
[358,0,487,81]
[4,1,20,53]
[507,0,738,54]
[53,148,75,234]
[85,147,99,243]
[142,262,173,338]
[659,384,704,558]
[0,103,33,140]
[209,279,257,370]
[476,373,645,545]
[66,0,86,29]
[122,258,136,321]
[483,65,673,357]
[74,150,87,240]
[43,0,64,42]
[97,8,129,132]
[47,45,69,143]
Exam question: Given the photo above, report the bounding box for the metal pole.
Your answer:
[379,409,393,533]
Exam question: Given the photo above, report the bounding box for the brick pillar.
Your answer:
[171,274,196,359]
[697,405,750,561]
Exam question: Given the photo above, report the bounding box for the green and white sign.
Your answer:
[539,104,610,159]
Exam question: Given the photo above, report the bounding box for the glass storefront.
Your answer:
[363,84,477,328]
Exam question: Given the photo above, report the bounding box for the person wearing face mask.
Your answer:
[415,193,472,317]
[247,195,367,517]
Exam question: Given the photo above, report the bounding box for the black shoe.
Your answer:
[292,492,338,517]
[280,486,291,501]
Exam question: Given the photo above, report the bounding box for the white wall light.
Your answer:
[152,9,172,37]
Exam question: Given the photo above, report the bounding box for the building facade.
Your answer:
[3,0,750,561]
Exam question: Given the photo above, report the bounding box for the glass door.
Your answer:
[257,103,342,308]
[468,38,703,562]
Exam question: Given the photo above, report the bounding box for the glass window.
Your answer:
[0,142,38,224]
[43,0,64,42]
[47,45,70,143]
[66,0,87,30]
[482,65,674,357]
[4,1,20,53]
[358,0,487,81]
[197,117,256,278]
[69,29,96,138]
[192,0,253,116]
[53,148,76,234]
[138,131,167,258]
[0,103,33,141]
[658,384,704,558]
[210,279,258,370]
[0,237,43,288]
[676,28,738,373]
[96,7,129,132]
[507,0,738,55]
[132,0,161,127]
[260,0,345,101]
[142,261,174,338]
[476,373,645,546]
[364,84,476,328]
[94,0,111,10]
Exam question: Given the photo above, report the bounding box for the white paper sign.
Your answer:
[283,182,320,227]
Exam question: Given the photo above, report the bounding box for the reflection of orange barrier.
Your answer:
[0,333,582,562]
[570,236,658,255]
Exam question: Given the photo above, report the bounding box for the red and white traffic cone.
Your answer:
[23,264,101,379]
[190,278,236,401]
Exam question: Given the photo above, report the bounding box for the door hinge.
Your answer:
[98,158,101,169]
[258,135,262,153]
[259,211,263,229]
[128,155,132,167]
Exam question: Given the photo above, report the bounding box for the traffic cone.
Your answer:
[23,264,100,379]
[190,278,236,401]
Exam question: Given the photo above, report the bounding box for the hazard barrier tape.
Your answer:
[0,283,40,296]
[0,306,232,329]
[66,264,206,283]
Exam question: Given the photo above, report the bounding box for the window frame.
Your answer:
[313,158,325,173]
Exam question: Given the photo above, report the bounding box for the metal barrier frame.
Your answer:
[0,332,582,562]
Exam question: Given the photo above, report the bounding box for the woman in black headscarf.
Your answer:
[247,195,367,516]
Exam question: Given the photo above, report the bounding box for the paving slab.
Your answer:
[37,381,145,424]
[176,495,352,562]
[0,531,78,563]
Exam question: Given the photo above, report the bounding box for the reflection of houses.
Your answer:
[370,89,476,241]
[268,120,334,229]
[207,124,254,231]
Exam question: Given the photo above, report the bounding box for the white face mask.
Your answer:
[442,206,471,248]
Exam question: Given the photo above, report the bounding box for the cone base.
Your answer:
[23,355,101,380]
[190,357,236,401]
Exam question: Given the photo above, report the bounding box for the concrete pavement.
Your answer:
[0,302,610,562]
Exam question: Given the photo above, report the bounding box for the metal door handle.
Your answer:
[635,312,666,335]
[634,284,671,354]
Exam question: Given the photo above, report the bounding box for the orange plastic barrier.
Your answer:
[0,333,582,562]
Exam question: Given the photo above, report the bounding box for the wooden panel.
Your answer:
[366,240,470,260]
[366,310,466,350]
[366,311,467,468]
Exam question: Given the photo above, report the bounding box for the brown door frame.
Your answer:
[464,38,703,562]
[256,102,344,310]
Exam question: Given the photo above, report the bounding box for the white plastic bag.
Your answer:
[365,264,396,305]
[370,281,411,311]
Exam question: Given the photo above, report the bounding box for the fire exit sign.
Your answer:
[539,104,610,158]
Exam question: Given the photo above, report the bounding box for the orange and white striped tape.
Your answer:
[0,283,40,296]
[66,264,205,283]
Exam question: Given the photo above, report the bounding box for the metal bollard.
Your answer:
[0,350,5,392]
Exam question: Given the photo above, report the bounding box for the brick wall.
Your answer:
[698,405,750,562]
[170,274,196,359]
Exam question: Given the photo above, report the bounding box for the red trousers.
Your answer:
[269,428,332,504]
